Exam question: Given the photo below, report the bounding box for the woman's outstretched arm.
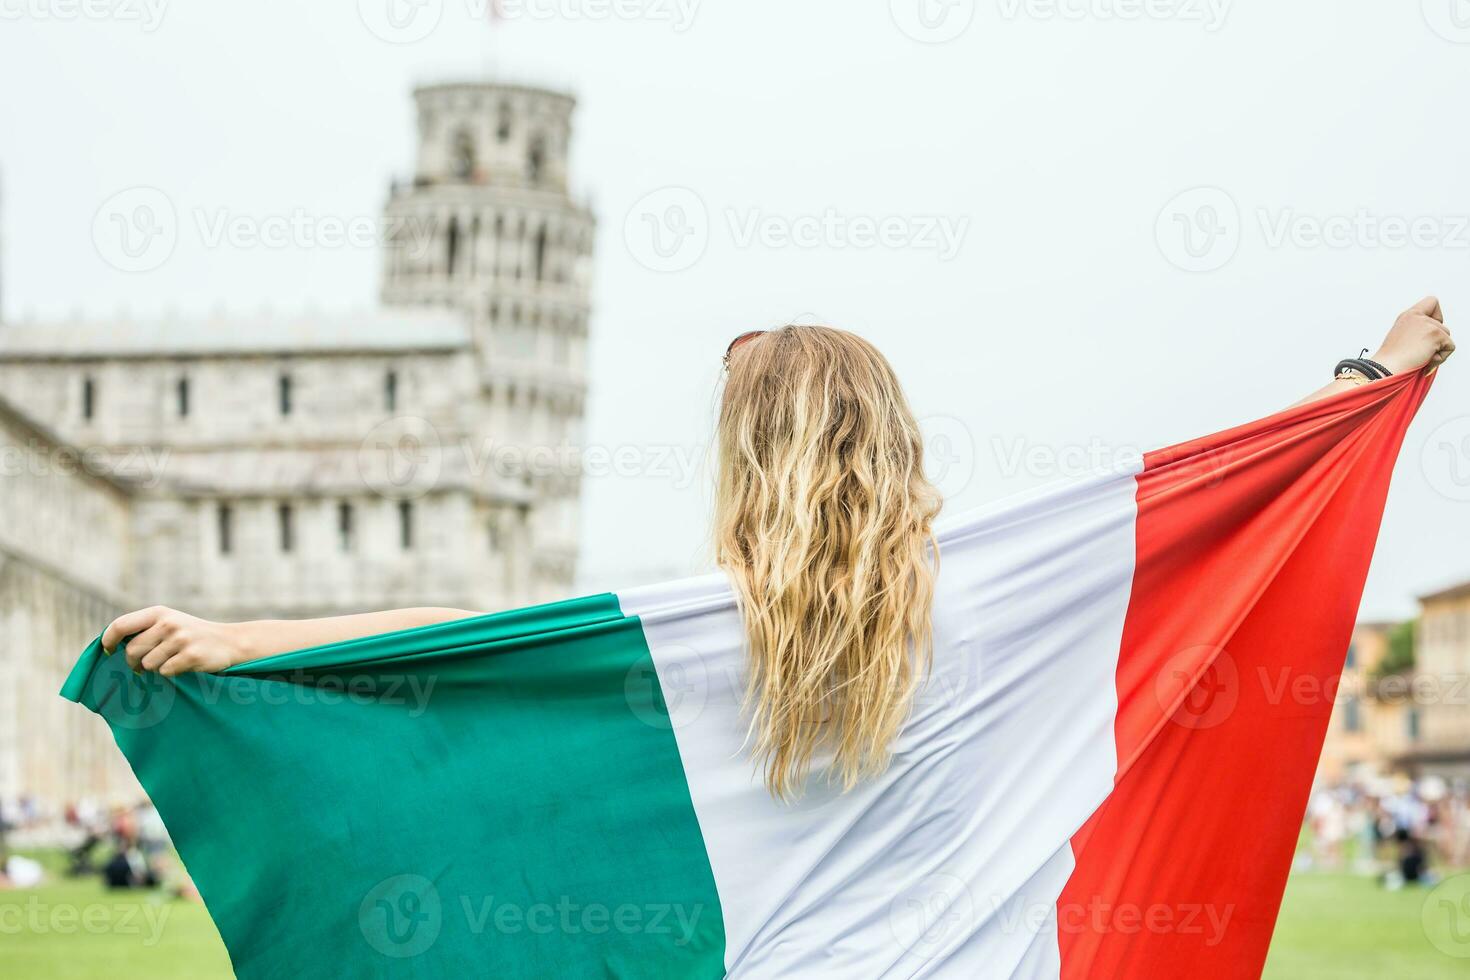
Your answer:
[102,605,481,677]
[1292,296,1454,408]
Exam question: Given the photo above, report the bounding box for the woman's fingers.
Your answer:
[1434,335,1456,364]
[1411,295,1444,323]
[122,621,173,672]
[140,635,186,673]
[102,606,165,653]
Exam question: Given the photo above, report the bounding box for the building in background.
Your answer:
[0,80,595,809]
[1404,581,1470,782]
[1318,582,1470,787]
[1317,622,1409,784]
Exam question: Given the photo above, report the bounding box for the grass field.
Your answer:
[2,851,1466,977]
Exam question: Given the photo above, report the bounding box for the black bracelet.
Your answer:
[1335,358,1384,381]
[1355,348,1393,378]
[1352,358,1387,379]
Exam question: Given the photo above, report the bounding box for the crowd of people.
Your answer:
[0,794,196,898]
[1303,775,1470,888]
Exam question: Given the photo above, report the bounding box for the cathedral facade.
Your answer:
[0,81,596,808]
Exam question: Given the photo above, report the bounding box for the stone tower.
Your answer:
[381,81,597,593]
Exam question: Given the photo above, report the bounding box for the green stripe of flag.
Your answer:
[61,594,726,978]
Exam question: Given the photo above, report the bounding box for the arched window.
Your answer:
[177,377,190,418]
[217,503,233,555]
[450,128,476,181]
[338,501,355,553]
[496,102,512,143]
[527,135,546,183]
[398,500,414,550]
[81,376,96,420]
[278,503,295,553]
[384,369,398,412]
[278,373,293,416]
[446,215,461,278]
[533,225,548,282]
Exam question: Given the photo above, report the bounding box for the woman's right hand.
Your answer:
[101,606,248,676]
[1371,296,1455,374]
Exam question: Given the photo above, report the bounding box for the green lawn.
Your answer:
[0,851,230,979]
[1264,871,1470,980]
[3,852,1466,977]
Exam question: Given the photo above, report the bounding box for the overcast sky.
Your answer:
[1,2,1467,618]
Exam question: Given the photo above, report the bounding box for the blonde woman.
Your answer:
[106,298,1452,804]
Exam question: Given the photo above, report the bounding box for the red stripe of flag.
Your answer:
[1058,370,1434,978]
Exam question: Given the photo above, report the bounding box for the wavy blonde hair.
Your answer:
[715,325,942,800]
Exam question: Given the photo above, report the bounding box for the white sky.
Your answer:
[1,1,1467,618]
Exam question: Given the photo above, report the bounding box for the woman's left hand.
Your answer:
[1371,296,1455,374]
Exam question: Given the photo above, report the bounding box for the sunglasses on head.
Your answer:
[723,330,766,369]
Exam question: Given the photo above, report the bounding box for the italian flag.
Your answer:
[62,370,1433,979]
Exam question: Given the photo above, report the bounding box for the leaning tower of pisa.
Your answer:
[381,81,597,596]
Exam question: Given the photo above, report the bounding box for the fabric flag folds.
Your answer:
[61,371,1434,979]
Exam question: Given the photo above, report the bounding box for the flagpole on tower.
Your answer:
[480,0,504,81]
